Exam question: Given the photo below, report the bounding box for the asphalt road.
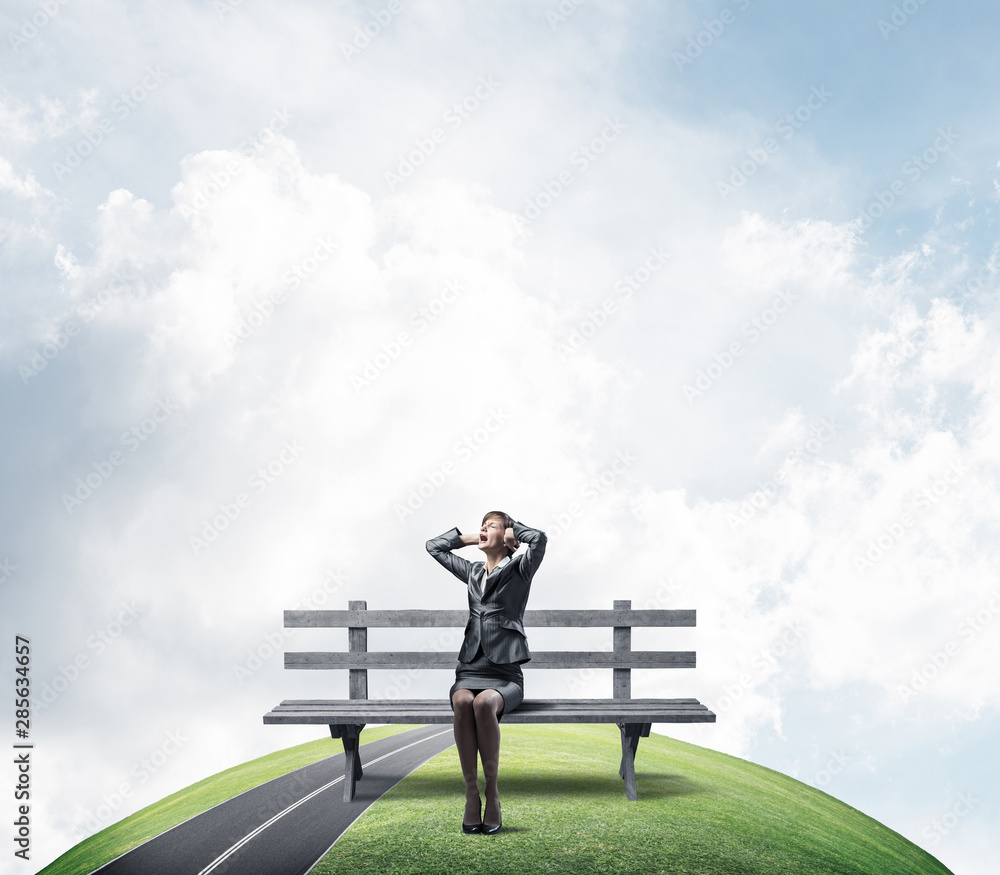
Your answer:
[89,724,456,875]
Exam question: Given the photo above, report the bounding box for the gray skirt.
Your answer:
[448,642,524,721]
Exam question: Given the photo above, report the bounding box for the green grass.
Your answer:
[42,724,952,875]
[38,724,412,875]
[312,725,953,875]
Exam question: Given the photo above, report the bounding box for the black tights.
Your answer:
[451,688,504,825]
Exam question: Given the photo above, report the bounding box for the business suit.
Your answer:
[426,520,547,717]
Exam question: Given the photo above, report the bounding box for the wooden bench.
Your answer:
[263,599,715,801]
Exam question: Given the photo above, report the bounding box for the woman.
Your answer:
[425,512,547,835]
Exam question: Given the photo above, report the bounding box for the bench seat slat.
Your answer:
[284,609,696,628]
[268,713,712,721]
[265,713,715,722]
[266,704,713,714]
[284,651,696,669]
[263,698,717,725]
[266,704,712,711]
[264,715,716,724]
[274,697,706,707]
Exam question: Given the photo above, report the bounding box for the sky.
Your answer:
[1,0,998,872]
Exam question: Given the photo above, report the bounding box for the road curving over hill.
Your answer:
[86,724,455,875]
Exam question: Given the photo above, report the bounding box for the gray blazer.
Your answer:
[426,520,547,665]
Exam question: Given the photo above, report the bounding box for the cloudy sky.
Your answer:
[2,1,999,872]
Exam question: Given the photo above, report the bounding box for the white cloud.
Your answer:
[0,156,52,201]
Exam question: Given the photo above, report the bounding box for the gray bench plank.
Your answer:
[264,710,715,724]
[263,698,717,725]
[273,698,707,707]
[265,703,713,714]
[284,651,696,669]
[284,609,696,627]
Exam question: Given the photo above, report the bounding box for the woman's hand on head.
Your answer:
[504,527,520,552]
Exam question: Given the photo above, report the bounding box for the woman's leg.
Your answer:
[451,689,482,824]
[472,690,505,825]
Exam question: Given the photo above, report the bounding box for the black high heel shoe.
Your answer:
[482,799,501,835]
[462,799,483,834]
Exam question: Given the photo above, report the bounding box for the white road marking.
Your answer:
[197,728,453,875]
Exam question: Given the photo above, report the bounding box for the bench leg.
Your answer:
[330,724,366,802]
[618,722,650,801]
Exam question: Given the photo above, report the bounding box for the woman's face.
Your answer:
[478,517,506,552]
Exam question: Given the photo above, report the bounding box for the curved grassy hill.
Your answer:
[314,725,951,875]
[41,724,951,875]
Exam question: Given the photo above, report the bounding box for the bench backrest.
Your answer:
[283,599,697,700]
